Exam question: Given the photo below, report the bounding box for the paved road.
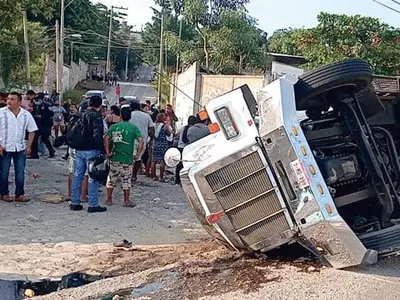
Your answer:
[135,63,155,82]
[106,64,157,106]
[0,153,205,245]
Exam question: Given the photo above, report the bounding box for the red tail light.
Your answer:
[206,211,225,224]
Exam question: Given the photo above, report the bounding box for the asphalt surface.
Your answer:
[107,64,157,105]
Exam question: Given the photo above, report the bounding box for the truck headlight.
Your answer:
[215,107,239,140]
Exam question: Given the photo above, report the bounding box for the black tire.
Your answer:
[295,59,373,111]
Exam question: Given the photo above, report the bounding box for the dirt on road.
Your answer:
[1,241,321,300]
[3,240,400,300]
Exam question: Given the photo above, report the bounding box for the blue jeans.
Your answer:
[71,150,100,207]
[0,151,26,197]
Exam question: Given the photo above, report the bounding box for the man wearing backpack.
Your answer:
[67,95,107,213]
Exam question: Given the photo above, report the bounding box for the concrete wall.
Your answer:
[174,62,200,131]
[200,75,265,106]
[43,55,57,92]
[69,59,88,90]
[43,55,88,93]
[172,63,266,131]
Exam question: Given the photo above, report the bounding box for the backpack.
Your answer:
[67,113,87,149]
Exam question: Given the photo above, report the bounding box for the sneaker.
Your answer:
[70,204,83,211]
[87,206,107,213]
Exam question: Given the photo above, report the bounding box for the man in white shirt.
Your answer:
[0,92,38,202]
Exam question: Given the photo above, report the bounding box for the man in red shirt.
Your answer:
[116,84,121,98]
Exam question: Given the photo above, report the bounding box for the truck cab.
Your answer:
[166,59,400,269]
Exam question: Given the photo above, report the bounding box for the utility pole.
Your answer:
[70,42,74,65]
[124,47,129,81]
[60,0,65,103]
[55,20,60,93]
[106,6,113,74]
[22,9,31,90]
[107,6,128,73]
[157,11,164,107]
[174,17,183,102]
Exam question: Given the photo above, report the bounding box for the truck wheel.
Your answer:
[295,59,373,111]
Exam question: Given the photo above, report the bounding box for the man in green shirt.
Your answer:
[104,105,144,207]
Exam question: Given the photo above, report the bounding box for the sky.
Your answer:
[96,0,400,35]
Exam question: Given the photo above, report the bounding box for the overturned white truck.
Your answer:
[165,59,400,268]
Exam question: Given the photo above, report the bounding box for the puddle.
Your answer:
[0,272,104,299]
[0,274,59,300]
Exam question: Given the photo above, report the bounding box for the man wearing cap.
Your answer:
[29,93,56,158]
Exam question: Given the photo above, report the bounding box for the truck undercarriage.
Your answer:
[294,60,400,254]
[173,59,400,269]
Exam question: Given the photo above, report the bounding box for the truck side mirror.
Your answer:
[164,148,181,167]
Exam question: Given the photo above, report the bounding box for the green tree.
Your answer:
[296,13,400,75]
[0,0,52,30]
[267,28,302,55]
[268,13,400,76]
[28,0,140,74]
[0,21,49,88]
[183,0,210,69]
[213,9,263,73]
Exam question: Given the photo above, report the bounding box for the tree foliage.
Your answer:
[0,0,141,88]
[267,13,400,76]
[267,28,301,55]
[142,0,266,75]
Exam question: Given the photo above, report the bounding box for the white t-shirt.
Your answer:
[129,110,154,144]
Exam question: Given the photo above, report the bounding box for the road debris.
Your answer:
[39,193,64,204]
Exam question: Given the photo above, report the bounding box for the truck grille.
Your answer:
[205,151,291,247]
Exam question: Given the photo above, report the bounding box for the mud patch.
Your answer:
[4,242,322,300]
[115,250,321,299]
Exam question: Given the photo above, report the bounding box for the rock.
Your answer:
[112,295,121,300]
[163,205,170,210]
[38,209,43,213]
[307,266,317,272]
[27,215,40,222]
[24,289,35,297]
[40,193,64,204]
[152,197,161,203]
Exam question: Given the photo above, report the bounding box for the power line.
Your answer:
[390,0,400,6]
[373,0,400,13]
[130,51,202,108]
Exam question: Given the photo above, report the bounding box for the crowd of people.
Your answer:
[0,89,211,214]
[89,69,119,86]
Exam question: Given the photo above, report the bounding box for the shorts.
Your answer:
[68,148,89,176]
[53,121,65,126]
[106,162,133,190]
